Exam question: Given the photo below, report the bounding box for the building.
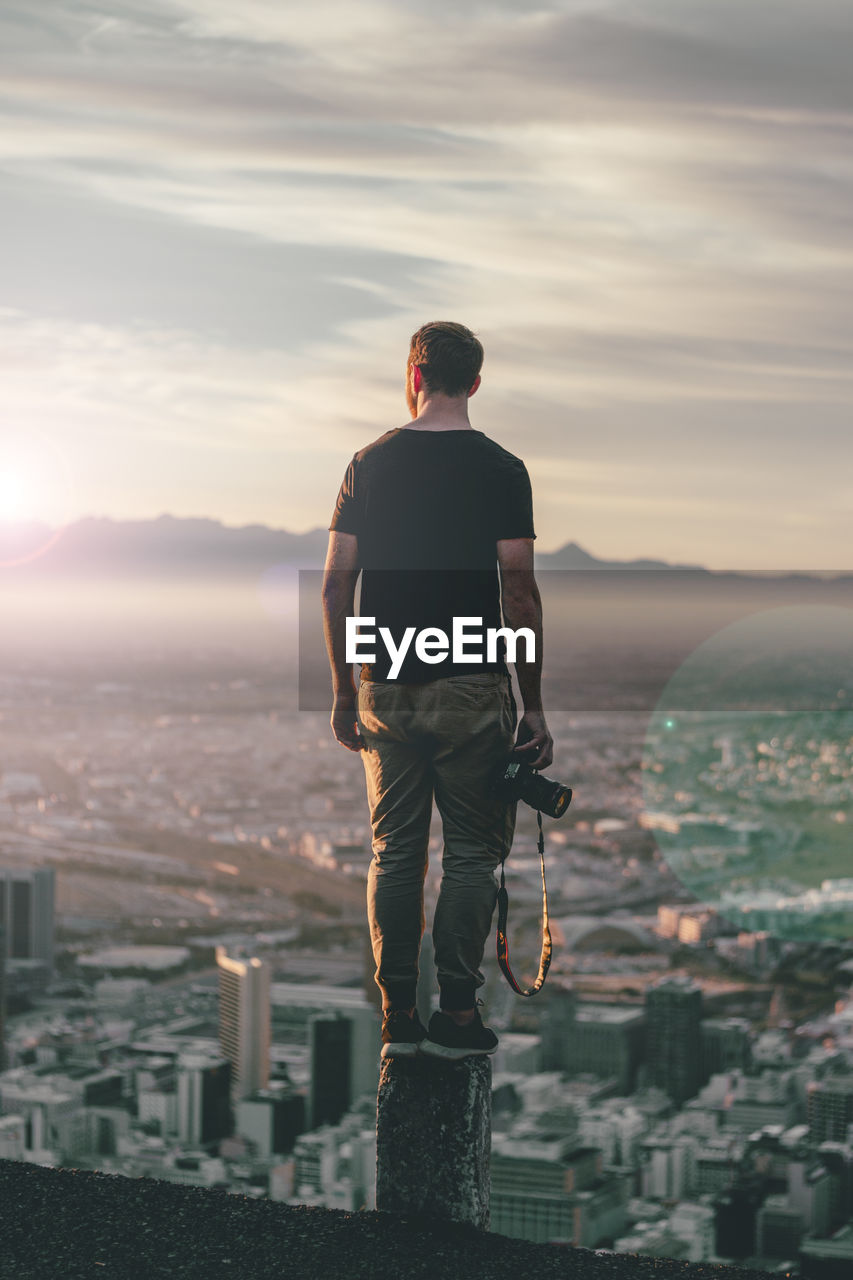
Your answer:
[645,976,703,1105]
[639,1134,697,1200]
[309,1014,352,1129]
[490,1135,626,1246]
[693,1140,739,1195]
[808,1076,853,1144]
[0,867,55,973]
[788,1156,833,1238]
[724,1070,800,1133]
[216,946,270,1108]
[0,1114,25,1160]
[616,1202,715,1263]
[577,1102,646,1166]
[540,984,644,1094]
[540,983,577,1071]
[701,1017,752,1080]
[755,1194,803,1260]
[816,1141,853,1230]
[715,1175,766,1259]
[566,1005,646,1095]
[236,1087,305,1158]
[800,1224,853,1280]
[271,982,379,1104]
[0,1072,78,1161]
[176,1051,232,1146]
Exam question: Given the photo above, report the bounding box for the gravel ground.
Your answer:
[0,1159,777,1280]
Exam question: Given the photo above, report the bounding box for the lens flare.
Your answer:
[0,433,77,568]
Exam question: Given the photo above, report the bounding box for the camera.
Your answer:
[495,759,572,819]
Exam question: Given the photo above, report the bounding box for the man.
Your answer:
[322,321,552,1061]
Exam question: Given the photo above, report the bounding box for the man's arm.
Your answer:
[321,531,364,752]
[497,537,553,770]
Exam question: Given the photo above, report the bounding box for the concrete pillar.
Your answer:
[375,1054,491,1229]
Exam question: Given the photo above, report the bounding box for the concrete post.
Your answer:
[375,1054,491,1229]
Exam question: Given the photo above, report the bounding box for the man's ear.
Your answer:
[412,364,423,394]
[468,374,481,397]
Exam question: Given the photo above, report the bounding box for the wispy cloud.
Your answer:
[0,0,850,566]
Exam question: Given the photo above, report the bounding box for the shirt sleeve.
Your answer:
[328,456,361,535]
[494,458,536,540]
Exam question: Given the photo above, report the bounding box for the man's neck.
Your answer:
[405,393,474,432]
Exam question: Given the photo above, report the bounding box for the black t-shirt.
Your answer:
[329,427,535,682]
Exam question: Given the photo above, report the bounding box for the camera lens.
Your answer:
[523,770,572,819]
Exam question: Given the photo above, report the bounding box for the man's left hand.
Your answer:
[331,694,365,752]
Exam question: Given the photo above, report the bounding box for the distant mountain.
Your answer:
[534,540,706,571]
[0,514,844,582]
[0,514,330,578]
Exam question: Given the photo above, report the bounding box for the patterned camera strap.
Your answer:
[496,808,552,996]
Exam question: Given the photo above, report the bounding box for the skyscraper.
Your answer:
[177,1051,232,1146]
[216,946,270,1108]
[808,1076,853,1144]
[308,1013,352,1129]
[645,975,703,1105]
[0,867,55,972]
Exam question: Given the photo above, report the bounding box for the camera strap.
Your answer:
[496,808,552,996]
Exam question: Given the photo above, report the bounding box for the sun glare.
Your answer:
[0,465,34,522]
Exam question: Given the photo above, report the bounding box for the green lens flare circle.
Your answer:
[641,605,853,944]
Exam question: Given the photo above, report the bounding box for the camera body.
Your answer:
[495,759,572,819]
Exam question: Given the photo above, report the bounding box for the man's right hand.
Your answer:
[331,693,365,752]
[512,710,553,771]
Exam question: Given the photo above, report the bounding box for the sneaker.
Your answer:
[380,1008,429,1059]
[420,1001,498,1060]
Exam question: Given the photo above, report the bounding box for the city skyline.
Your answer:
[1,2,851,569]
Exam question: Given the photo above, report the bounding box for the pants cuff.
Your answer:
[381,981,417,1011]
[439,981,477,1012]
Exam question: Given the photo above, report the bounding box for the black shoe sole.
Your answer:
[420,1037,497,1060]
[380,1040,423,1059]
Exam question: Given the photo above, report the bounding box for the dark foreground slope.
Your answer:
[0,1160,776,1280]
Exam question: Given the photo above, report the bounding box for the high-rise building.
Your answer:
[701,1017,752,1081]
[566,1005,646,1094]
[176,1051,232,1146]
[816,1141,853,1231]
[270,982,380,1103]
[309,1014,351,1129]
[808,1077,853,1144]
[715,1175,768,1259]
[645,976,703,1105]
[0,867,55,972]
[216,946,270,1107]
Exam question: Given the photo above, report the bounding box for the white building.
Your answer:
[216,946,270,1106]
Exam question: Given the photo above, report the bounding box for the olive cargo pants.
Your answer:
[356,670,517,1012]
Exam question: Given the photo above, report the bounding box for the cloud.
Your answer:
[0,0,850,566]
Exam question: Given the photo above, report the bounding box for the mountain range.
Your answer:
[0,514,845,581]
[0,512,707,577]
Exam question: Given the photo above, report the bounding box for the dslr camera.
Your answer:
[494,759,572,819]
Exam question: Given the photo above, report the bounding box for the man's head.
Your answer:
[406,321,484,416]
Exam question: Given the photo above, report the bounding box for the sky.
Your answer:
[1,0,851,569]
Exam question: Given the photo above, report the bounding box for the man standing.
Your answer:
[322,321,552,1060]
